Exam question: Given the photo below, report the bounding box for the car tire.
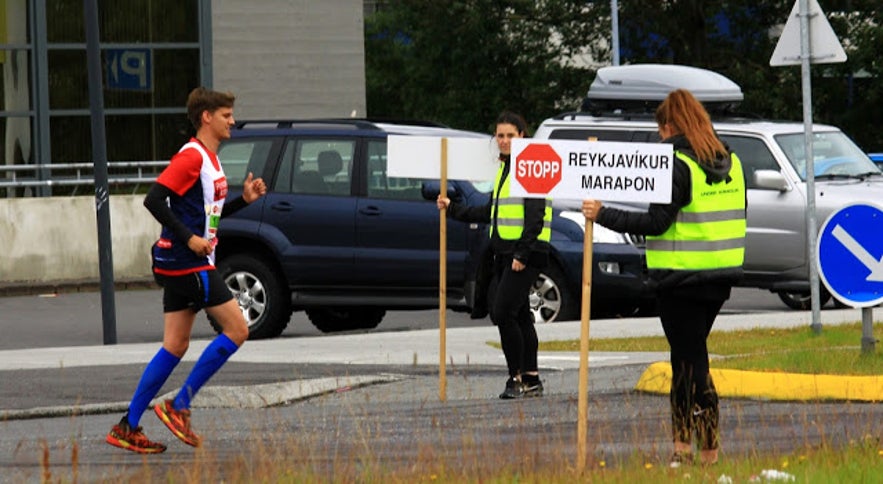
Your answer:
[212,254,291,340]
[306,307,386,333]
[777,288,832,310]
[530,264,578,323]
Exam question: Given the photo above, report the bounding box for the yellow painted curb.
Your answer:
[635,362,883,402]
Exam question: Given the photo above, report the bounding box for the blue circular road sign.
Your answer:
[817,203,883,308]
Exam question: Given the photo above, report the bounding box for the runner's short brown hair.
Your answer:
[186,87,235,130]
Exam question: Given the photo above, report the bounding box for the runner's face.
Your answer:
[495,123,521,156]
[206,107,235,141]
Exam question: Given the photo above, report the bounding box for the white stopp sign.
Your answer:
[509,139,673,203]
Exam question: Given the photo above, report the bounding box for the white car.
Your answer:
[535,64,883,310]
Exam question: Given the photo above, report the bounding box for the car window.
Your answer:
[217,139,274,186]
[275,139,355,195]
[773,131,879,180]
[718,135,780,189]
[365,140,429,201]
[548,129,635,142]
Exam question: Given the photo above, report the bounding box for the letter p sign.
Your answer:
[106,48,152,91]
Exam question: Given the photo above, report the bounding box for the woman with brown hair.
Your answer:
[583,89,747,467]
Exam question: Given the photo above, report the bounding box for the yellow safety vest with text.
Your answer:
[490,163,552,242]
[646,151,746,270]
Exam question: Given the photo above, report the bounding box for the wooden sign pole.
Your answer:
[576,221,594,472]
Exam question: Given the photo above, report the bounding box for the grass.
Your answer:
[537,322,883,375]
[56,431,883,483]
[384,441,883,483]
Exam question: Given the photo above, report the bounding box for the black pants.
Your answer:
[658,292,725,450]
[487,254,540,379]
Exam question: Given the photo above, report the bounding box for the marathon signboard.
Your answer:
[509,139,673,204]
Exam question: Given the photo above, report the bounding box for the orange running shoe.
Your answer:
[105,416,167,454]
[154,399,201,447]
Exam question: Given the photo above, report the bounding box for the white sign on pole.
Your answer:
[387,135,498,181]
[770,0,847,66]
[508,139,673,203]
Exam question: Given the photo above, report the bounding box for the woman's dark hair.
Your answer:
[495,110,527,135]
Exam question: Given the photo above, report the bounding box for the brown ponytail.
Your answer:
[655,89,727,164]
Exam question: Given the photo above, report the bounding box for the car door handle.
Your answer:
[270,201,293,212]
[359,206,382,216]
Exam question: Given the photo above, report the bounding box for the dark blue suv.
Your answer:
[213,119,654,339]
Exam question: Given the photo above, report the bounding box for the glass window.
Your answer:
[0,116,35,198]
[49,116,91,163]
[48,48,200,110]
[719,135,780,189]
[773,131,879,180]
[275,139,355,195]
[365,140,429,201]
[218,139,274,186]
[0,49,33,112]
[47,0,199,43]
[549,129,635,142]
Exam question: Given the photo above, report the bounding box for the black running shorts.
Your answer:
[153,269,233,313]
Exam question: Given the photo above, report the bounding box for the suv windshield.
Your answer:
[774,131,880,181]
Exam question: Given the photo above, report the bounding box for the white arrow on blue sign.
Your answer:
[816,203,883,308]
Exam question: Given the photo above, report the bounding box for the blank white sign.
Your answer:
[387,135,499,181]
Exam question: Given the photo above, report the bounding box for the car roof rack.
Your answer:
[581,64,743,115]
[233,118,450,131]
[234,119,382,130]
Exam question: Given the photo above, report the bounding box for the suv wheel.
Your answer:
[213,254,291,339]
[306,307,386,333]
[777,288,832,310]
[529,264,578,323]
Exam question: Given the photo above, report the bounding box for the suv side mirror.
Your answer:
[754,169,790,192]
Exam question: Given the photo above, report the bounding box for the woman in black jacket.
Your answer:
[437,111,551,399]
[583,89,747,467]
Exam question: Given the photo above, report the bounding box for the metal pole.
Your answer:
[84,0,118,344]
[861,307,876,354]
[610,0,620,65]
[798,0,822,334]
[439,137,448,401]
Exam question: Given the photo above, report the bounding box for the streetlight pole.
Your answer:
[611,0,620,65]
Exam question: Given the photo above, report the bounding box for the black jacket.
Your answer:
[448,155,550,318]
[447,156,550,266]
[595,134,746,299]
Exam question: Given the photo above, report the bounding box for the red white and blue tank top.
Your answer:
[152,138,228,275]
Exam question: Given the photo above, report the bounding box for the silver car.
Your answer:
[534,64,883,310]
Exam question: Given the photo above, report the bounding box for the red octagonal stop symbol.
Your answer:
[514,143,562,194]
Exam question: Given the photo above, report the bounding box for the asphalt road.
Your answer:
[0,286,799,351]
[1,287,877,482]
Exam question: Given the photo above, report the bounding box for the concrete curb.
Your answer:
[0,279,157,298]
[635,361,883,402]
[0,374,404,421]
[186,374,404,409]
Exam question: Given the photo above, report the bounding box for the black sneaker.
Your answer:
[521,379,544,397]
[498,377,523,399]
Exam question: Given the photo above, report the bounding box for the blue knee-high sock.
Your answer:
[127,347,180,427]
[173,334,239,410]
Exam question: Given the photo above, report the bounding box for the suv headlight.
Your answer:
[559,211,630,244]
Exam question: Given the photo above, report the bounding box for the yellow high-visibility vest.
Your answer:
[490,163,552,241]
[646,151,746,270]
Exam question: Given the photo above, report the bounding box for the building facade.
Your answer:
[1,0,366,197]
